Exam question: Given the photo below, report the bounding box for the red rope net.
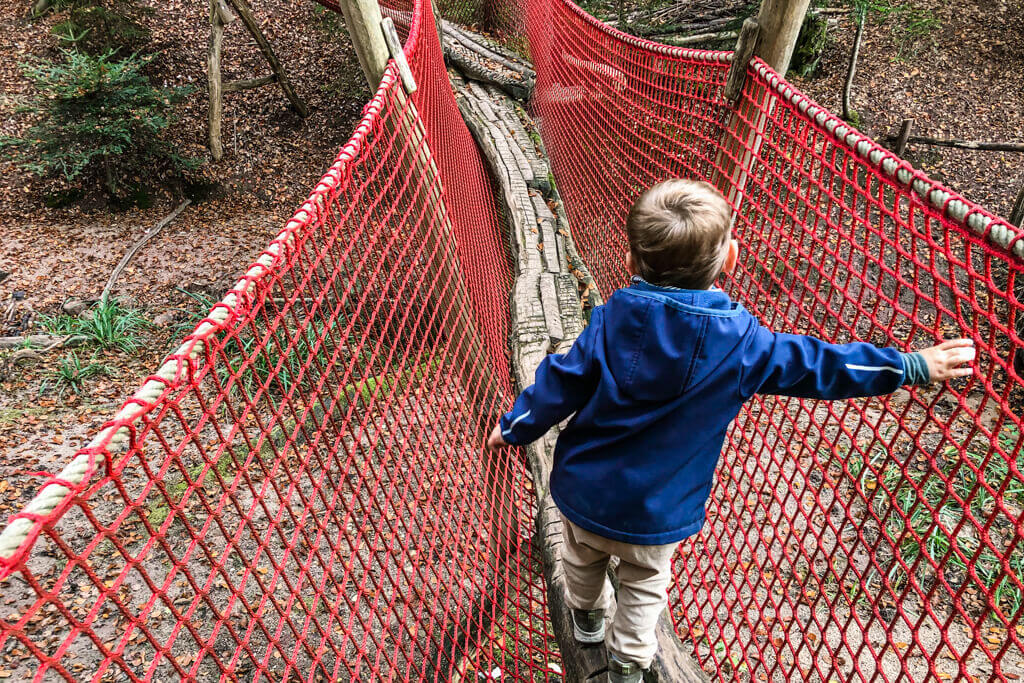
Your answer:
[0,4,559,679]
[521,2,1024,681]
[2,0,1024,681]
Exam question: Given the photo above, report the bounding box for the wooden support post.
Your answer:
[1011,184,1024,228]
[714,0,810,220]
[722,19,760,103]
[712,20,760,212]
[222,0,309,117]
[753,0,813,75]
[895,118,914,156]
[337,0,390,91]
[207,0,225,161]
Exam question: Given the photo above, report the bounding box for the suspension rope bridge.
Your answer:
[1,0,1022,680]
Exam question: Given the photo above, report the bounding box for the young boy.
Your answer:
[486,179,974,682]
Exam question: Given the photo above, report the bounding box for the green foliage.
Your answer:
[51,0,153,55]
[863,425,1024,622]
[850,0,940,60]
[0,50,196,199]
[41,351,115,397]
[41,298,151,352]
[790,12,830,78]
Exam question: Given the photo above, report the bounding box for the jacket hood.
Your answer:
[599,279,749,401]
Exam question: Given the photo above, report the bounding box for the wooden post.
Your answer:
[207,0,227,161]
[895,118,914,156]
[222,0,309,117]
[753,0,813,75]
[1011,184,1024,228]
[713,0,810,220]
[337,0,390,91]
[711,19,760,211]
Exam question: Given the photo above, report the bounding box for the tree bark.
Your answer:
[222,0,309,117]
[207,0,225,161]
[1010,184,1024,227]
[895,118,914,156]
[842,13,865,123]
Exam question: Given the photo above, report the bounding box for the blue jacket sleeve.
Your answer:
[739,325,907,399]
[498,312,601,446]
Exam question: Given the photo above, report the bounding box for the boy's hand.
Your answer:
[919,339,975,382]
[486,424,508,451]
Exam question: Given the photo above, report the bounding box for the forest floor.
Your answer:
[0,0,368,516]
[791,0,1024,220]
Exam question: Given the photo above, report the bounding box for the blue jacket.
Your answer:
[499,279,922,545]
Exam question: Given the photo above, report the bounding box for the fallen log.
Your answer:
[659,29,739,46]
[887,136,1024,153]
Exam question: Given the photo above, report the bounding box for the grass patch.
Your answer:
[854,0,940,60]
[40,298,150,352]
[859,424,1024,621]
[39,351,115,398]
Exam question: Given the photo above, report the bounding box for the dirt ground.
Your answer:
[790,0,1024,221]
[0,0,369,516]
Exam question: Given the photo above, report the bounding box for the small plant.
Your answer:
[41,351,114,397]
[866,425,1024,622]
[41,298,150,352]
[790,11,830,78]
[50,0,153,55]
[891,6,939,59]
[0,50,197,200]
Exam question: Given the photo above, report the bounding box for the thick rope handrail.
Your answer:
[750,60,1024,260]
[0,66,402,570]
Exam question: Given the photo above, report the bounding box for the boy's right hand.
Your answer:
[918,339,975,382]
[486,424,508,451]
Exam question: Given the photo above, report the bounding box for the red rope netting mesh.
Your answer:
[0,2,561,679]
[507,0,1024,680]
[3,0,1024,680]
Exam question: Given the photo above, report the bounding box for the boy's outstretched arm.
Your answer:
[487,312,603,450]
[739,325,975,400]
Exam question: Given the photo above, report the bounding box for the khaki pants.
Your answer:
[559,514,678,668]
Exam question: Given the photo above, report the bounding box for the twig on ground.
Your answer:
[886,136,1024,153]
[101,199,191,305]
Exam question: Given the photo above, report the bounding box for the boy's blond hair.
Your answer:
[626,179,732,290]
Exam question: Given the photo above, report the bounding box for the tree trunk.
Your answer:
[842,13,864,123]
[207,0,225,161]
